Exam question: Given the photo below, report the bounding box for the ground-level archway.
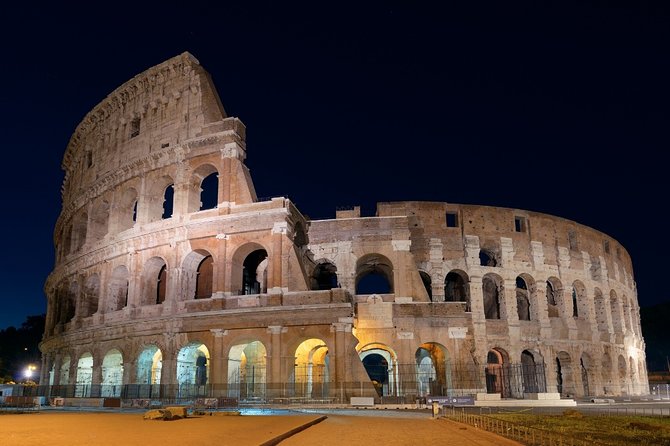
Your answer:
[177,343,210,397]
[485,348,510,397]
[415,342,450,397]
[293,338,329,399]
[75,353,93,397]
[359,344,399,397]
[228,341,267,401]
[556,351,575,397]
[101,349,123,397]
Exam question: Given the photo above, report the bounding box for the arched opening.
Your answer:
[182,250,214,300]
[141,257,167,306]
[242,250,268,295]
[228,341,267,400]
[581,353,592,397]
[71,211,88,252]
[199,172,218,210]
[60,224,72,258]
[82,274,100,318]
[89,197,110,242]
[177,343,210,396]
[359,344,399,397]
[356,254,394,294]
[479,249,497,267]
[75,352,93,397]
[445,270,469,310]
[294,338,329,399]
[162,184,174,219]
[362,354,388,397]
[57,281,78,327]
[419,271,432,301]
[108,266,129,311]
[116,187,138,232]
[137,345,163,385]
[157,265,167,304]
[187,164,219,212]
[516,276,531,321]
[101,349,123,397]
[556,351,574,397]
[59,356,70,386]
[146,175,174,222]
[415,343,450,397]
[546,278,561,318]
[482,274,502,320]
[485,348,510,396]
[311,261,338,290]
[195,256,213,299]
[521,350,546,394]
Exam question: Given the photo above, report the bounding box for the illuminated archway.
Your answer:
[137,345,163,385]
[75,352,93,397]
[359,343,399,397]
[177,343,210,396]
[101,349,123,397]
[294,338,329,398]
[228,341,267,400]
[415,342,450,397]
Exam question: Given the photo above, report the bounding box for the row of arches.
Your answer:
[59,163,220,259]
[50,251,402,332]
[48,335,646,399]
[52,338,323,400]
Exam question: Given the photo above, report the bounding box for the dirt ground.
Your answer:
[0,410,521,446]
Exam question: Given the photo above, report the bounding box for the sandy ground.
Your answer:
[0,410,521,446]
[282,414,523,446]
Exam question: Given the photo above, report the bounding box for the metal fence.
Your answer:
[446,408,610,446]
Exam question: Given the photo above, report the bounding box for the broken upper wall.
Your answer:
[374,201,635,288]
[60,52,228,202]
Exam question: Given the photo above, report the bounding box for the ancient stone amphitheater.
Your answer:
[40,53,647,403]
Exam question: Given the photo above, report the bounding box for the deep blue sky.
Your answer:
[1,1,668,329]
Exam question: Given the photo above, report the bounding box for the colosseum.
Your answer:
[40,52,648,405]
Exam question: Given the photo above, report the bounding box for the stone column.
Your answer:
[267,325,286,399]
[214,234,228,297]
[270,223,287,292]
[91,354,103,397]
[391,239,412,298]
[331,319,353,399]
[127,250,141,308]
[52,353,63,386]
[161,347,177,399]
[429,238,444,301]
[396,330,416,398]
[468,276,488,365]
[209,329,227,395]
[39,353,50,386]
[123,357,135,386]
[503,278,519,324]
[534,280,552,338]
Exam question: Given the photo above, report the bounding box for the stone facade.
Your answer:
[40,53,648,401]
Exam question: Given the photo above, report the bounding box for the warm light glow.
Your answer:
[24,364,37,379]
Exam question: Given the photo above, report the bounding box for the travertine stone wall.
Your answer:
[40,53,648,399]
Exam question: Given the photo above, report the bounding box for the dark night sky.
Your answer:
[1,1,668,329]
